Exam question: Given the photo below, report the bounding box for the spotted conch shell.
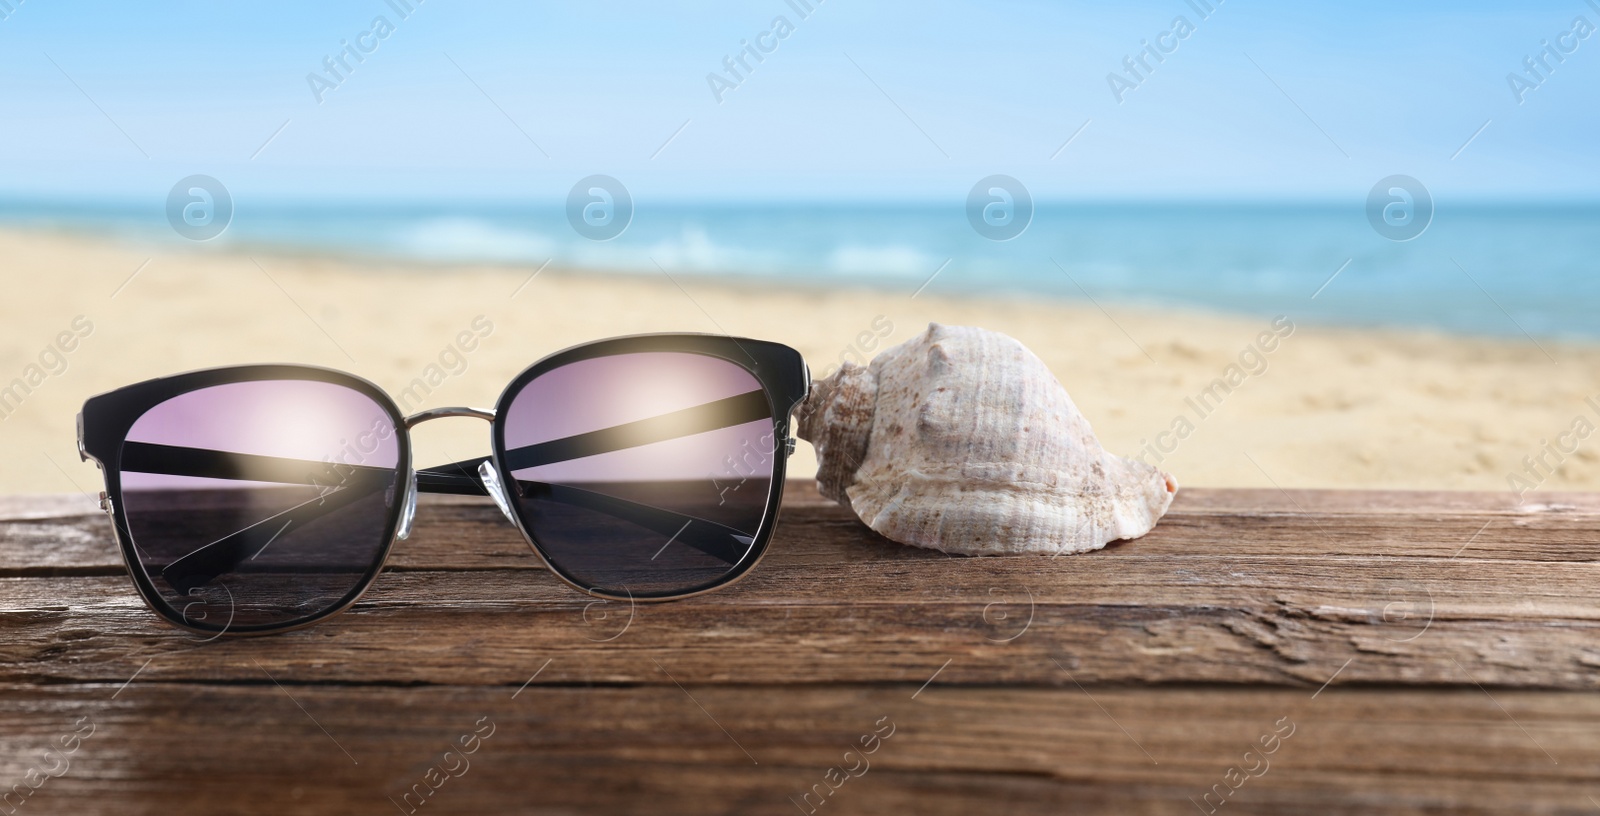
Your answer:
[795,323,1177,555]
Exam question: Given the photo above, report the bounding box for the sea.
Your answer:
[3,199,1595,341]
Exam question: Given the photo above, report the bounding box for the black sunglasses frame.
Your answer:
[78,333,809,636]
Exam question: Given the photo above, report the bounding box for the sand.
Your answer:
[3,228,1597,498]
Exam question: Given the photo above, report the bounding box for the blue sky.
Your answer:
[1,0,1596,203]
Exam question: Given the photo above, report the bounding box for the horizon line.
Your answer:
[3,195,1599,211]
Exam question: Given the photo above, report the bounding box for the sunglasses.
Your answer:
[76,334,809,636]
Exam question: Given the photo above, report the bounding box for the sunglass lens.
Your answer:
[116,378,402,631]
[498,352,778,596]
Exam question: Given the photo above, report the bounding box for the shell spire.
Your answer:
[795,323,1177,556]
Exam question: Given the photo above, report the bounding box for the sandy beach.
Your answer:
[2,228,1597,498]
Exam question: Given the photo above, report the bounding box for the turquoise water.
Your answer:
[4,200,1596,340]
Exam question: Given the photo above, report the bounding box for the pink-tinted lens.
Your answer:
[117,379,402,630]
[500,352,777,595]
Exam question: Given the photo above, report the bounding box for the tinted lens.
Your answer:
[499,352,777,596]
[116,379,402,631]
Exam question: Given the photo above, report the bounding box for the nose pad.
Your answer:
[396,470,419,540]
[477,460,518,525]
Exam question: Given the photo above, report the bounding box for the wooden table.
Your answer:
[2,483,1597,815]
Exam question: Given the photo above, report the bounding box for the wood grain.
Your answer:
[1,483,1597,814]
[0,683,1594,816]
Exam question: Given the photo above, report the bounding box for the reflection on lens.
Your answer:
[117,379,401,630]
[500,352,776,595]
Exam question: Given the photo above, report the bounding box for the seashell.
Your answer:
[796,323,1177,555]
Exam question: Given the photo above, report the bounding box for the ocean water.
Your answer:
[3,200,1596,341]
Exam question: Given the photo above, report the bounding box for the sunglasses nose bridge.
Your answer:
[398,407,497,540]
[403,406,496,428]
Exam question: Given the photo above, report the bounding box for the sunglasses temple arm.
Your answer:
[420,457,754,564]
[151,451,752,592]
[496,389,774,472]
[132,380,784,588]
[415,458,491,496]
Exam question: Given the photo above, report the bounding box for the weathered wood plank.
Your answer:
[2,486,1597,814]
[3,485,1599,688]
[3,565,1599,688]
[0,683,1593,816]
